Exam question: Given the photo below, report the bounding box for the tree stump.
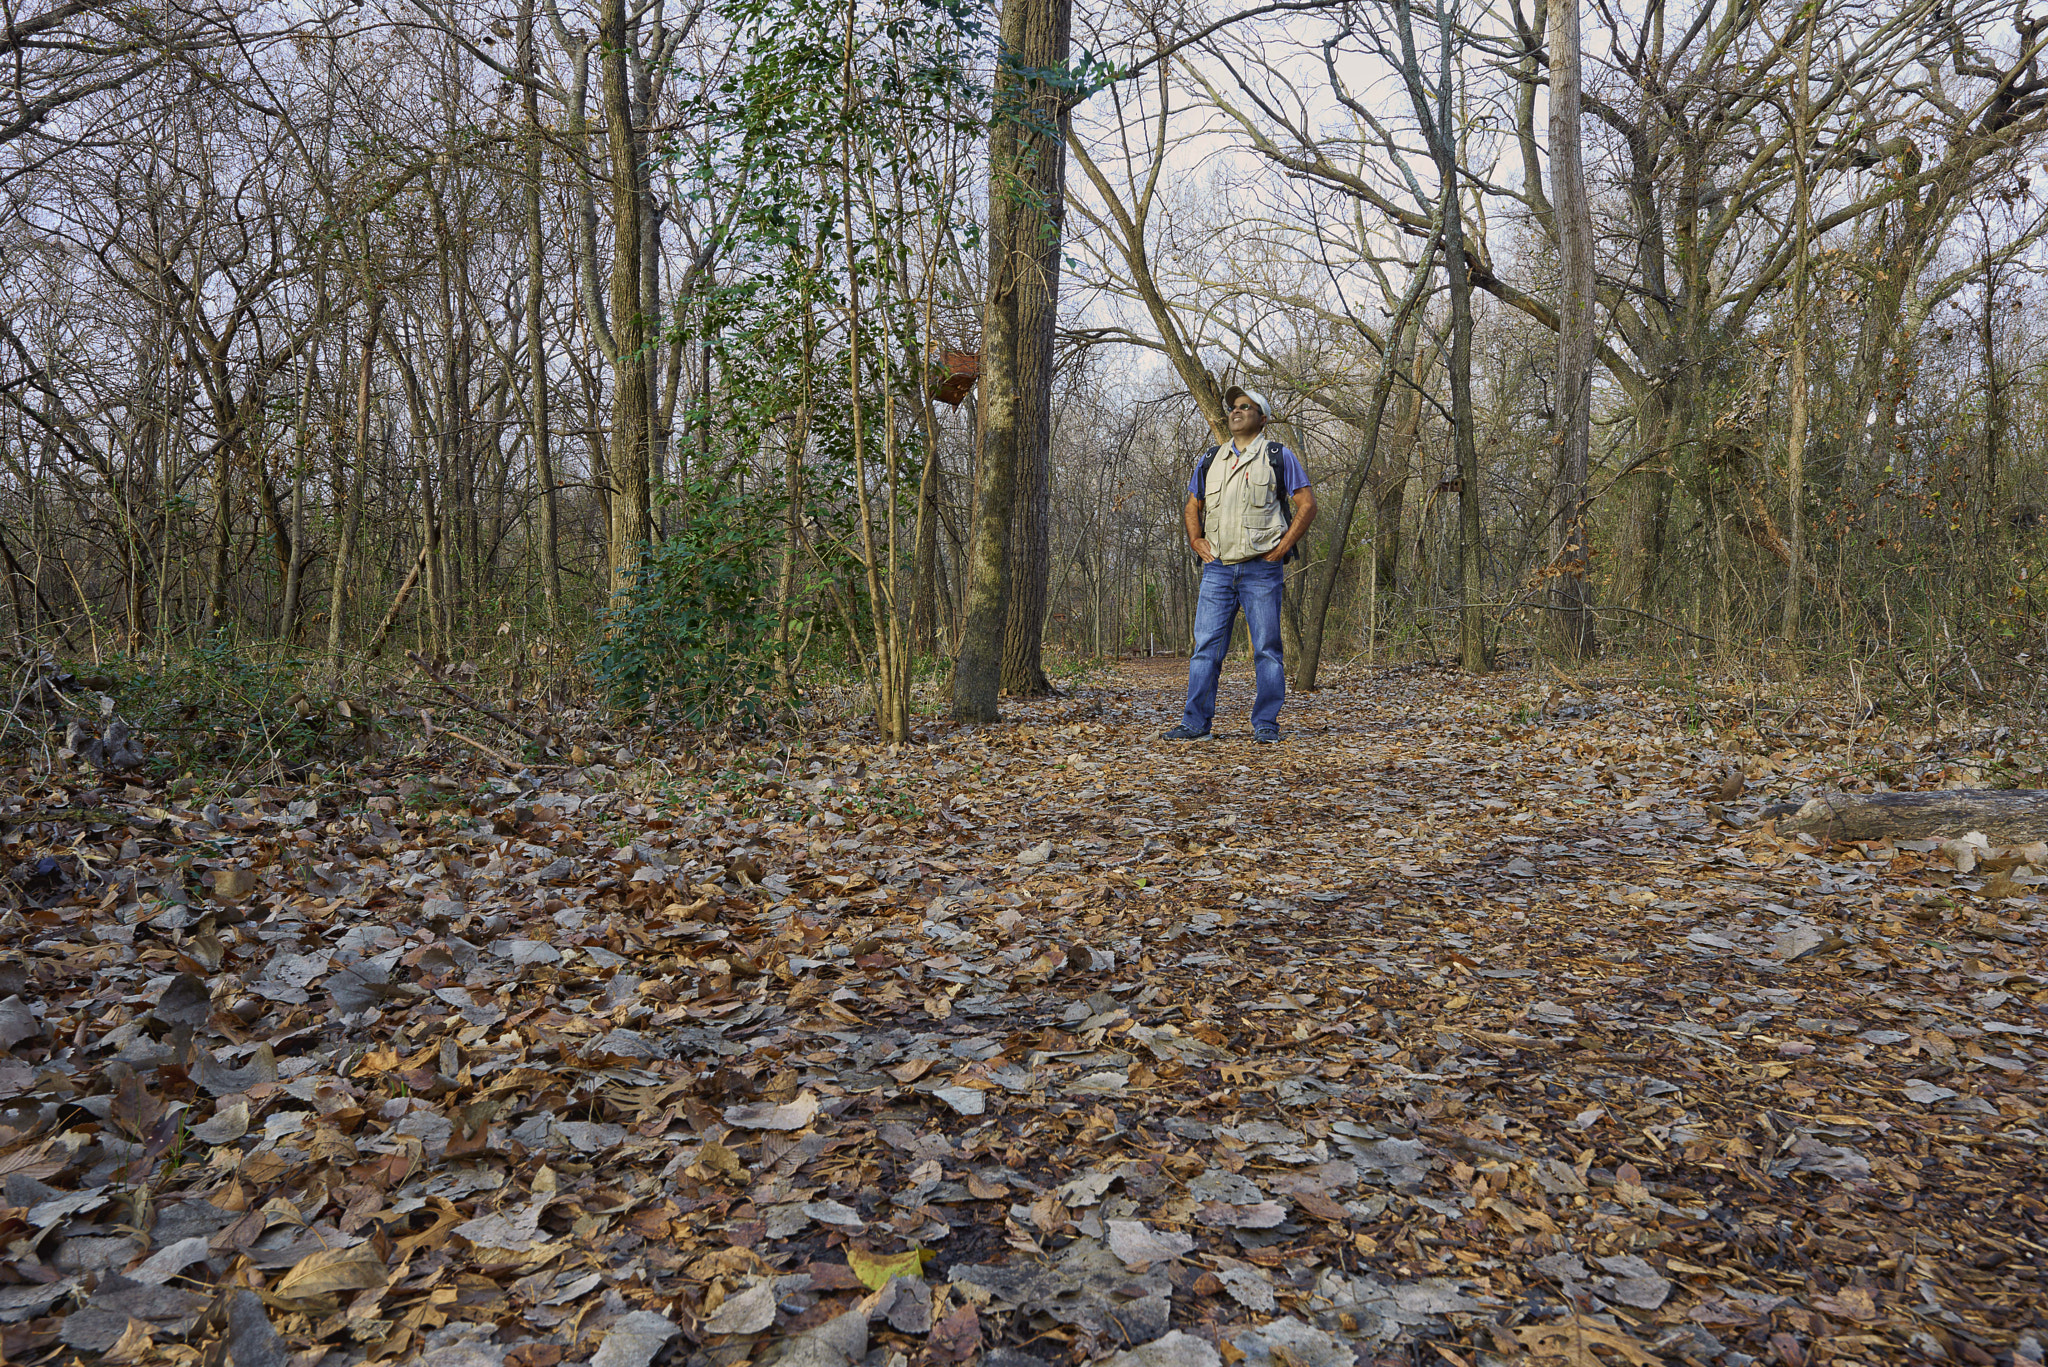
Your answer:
[1774,790,2048,845]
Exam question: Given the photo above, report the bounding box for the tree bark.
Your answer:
[203,425,231,635]
[280,338,315,644]
[953,0,1070,721]
[600,0,650,598]
[1371,343,1428,621]
[1547,0,1596,659]
[326,296,384,676]
[522,0,562,632]
[999,325,1056,696]
[1778,790,2048,847]
[911,437,942,654]
[1296,279,1430,691]
[1782,6,1813,659]
[1392,0,1487,673]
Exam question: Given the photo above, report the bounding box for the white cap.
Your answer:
[1224,385,1272,418]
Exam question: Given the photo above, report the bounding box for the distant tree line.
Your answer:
[3,0,2045,733]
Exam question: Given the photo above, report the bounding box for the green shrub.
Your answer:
[95,635,337,783]
[587,480,783,728]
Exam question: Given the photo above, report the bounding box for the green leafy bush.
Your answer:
[94,635,337,782]
[588,481,783,728]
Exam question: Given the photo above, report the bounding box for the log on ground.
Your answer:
[1776,789,2048,845]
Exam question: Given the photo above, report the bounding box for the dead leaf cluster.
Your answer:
[0,658,2040,1367]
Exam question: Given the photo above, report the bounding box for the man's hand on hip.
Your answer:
[1192,537,1217,563]
[1261,547,1288,563]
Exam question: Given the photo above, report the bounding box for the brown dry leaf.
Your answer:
[685,1138,747,1182]
[101,1317,156,1364]
[273,1245,389,1299]
[1514,1318,1661,1365]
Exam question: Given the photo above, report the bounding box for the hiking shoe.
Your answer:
[1161,725,1212,741]
[1254,727,1281,743]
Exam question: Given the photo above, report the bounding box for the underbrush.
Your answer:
[586,484,783,732]
[1512,647,2048,794]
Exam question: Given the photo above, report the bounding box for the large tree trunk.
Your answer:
[953,0,1070,721]
[999,351,1055,696]
[1547,0,1596,659]
[1778,790,2048,847]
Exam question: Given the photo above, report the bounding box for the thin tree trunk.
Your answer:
[1548,0,1597,658]
[839,6,910,744]
[281,340,316,643]
[773,412,809,698]
[1297,266,1432,690]
[773,247,817,699]
[204,432,231,635]
[911,435,942,654]
[327,297,384,676]
[522,0,562,632]
[1372,345,1426,613]
[1783,6,1812,660]
[1396,0,1486,673]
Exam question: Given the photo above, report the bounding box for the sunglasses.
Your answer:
[1230,403,1259,412]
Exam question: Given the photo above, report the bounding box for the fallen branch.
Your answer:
[1777,789,2048,844]
[405,650,556,755]
[367,546,429,658]
[441,726,520,771]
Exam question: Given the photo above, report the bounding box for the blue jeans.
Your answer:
[1180,557,1286,733]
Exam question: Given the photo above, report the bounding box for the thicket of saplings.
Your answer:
[6,400,2043,804]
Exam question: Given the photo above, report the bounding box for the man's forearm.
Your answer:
[1274,490,1317,557]
[1184,496,1206,550]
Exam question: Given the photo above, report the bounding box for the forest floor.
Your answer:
[0,656,2045,1367]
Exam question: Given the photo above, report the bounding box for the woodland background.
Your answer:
[6,0,2048,748]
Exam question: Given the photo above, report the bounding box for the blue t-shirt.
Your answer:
[1187,440,1312,499]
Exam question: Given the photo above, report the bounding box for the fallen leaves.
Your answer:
[0,659,2037,1367]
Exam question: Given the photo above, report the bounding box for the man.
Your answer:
[1162,387,1316,742]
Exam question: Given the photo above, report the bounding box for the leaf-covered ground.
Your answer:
[1,659,2044,1367]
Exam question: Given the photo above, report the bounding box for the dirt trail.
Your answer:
[0,661,2040,1366]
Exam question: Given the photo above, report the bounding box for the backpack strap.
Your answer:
[1193,446,1220,538]
[1267,441,1299,564]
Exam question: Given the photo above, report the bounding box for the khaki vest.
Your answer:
[1203,439,1289,563]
